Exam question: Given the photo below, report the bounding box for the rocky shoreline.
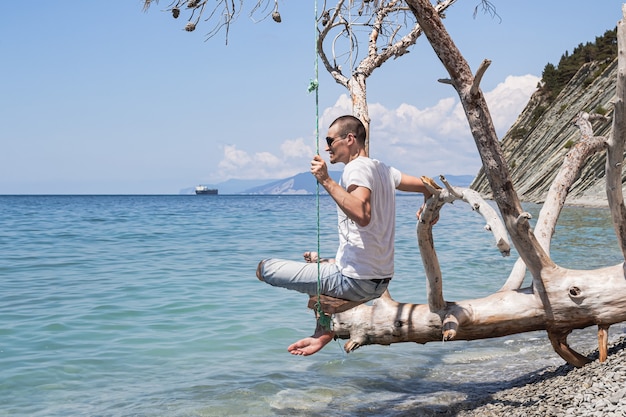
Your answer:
[445,337,626,416]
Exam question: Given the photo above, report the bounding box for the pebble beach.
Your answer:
[447,337,626,417]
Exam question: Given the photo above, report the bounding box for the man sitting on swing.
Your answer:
[256,115,432,356]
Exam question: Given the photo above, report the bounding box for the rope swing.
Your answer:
[307,2,366,328]
[307,1,332,331]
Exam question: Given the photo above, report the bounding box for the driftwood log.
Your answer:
[325,1,626,367]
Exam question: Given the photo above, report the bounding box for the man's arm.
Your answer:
[396,173,432,199]
[398,173,439,224]
[322,180,372,227]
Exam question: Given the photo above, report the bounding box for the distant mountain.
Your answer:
[182,172,474,195]
[241,171,342,195]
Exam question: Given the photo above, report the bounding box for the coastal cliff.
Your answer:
[471,58,622,206]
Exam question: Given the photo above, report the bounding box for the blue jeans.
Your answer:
[259,258,390,302]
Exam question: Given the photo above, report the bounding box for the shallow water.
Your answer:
[0,195,622,416]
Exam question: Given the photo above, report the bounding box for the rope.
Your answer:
[307,0,331,331]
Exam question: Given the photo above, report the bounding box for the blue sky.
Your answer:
[1,1,623,194]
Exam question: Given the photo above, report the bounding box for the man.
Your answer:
[256,115,432,356]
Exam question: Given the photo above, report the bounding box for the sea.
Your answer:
[1,194,624,417]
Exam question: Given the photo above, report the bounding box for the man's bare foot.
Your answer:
[288,331,334,356]
[303,251,334,264]
[287,326,334,356]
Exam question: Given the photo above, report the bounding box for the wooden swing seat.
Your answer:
[307,294,365,315]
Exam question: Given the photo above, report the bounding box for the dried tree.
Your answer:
[326,1,626,367]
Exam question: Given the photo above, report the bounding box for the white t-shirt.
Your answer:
[335,156,401,279]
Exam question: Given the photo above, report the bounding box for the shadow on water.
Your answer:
[267,339,626,417]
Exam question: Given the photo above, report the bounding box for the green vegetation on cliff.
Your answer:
[540,28,617,102]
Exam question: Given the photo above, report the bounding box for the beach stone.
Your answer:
[450,336,626,417]
[609,388,626,404]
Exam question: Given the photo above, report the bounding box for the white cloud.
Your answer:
[485,74,540,137]
[320,94,353,127]
[213,74,539,181]
[213,140,314,182]
[368,74,539,177]
[280,137,314,158]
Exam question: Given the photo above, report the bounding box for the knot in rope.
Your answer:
[307,79,319,93]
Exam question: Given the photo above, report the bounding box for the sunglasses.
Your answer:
[325,133,349,147]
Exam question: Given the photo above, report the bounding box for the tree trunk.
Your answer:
[348,74,370,156]
[607,4,626,259]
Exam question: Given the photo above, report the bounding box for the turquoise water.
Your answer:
[0,194,623,416]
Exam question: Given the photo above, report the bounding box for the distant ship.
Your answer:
[195,185,218,195]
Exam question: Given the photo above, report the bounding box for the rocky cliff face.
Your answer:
[471,58,622,206]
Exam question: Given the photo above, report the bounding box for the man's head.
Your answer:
[325,115,366,164]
